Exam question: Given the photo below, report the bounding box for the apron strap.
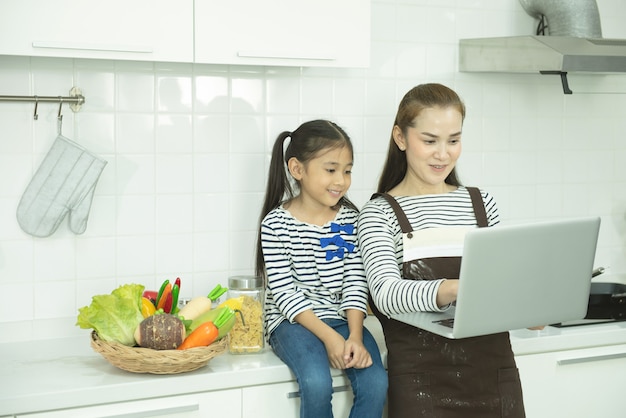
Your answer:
[372,187,488,233]
[466,187,488,228]
[371,193,414,236]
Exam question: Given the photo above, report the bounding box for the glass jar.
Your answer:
[227,275,265,354]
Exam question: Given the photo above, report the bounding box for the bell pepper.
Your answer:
[140,297,157,318]
[218,296,244,311]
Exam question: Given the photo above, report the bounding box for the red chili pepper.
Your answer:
[162,291,173,314]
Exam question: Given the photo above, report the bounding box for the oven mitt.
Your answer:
[16,135,107,237]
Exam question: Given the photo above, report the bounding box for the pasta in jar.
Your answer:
[228,295,264,353]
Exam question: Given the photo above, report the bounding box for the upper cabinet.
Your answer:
[194,0,370,68]
[0,0,193,62]
[0,0,370,68]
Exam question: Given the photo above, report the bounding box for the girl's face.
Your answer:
[290,145,353,210]
[394,106,462,193]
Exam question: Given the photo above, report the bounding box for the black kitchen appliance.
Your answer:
[552,269,626,327]
[585,281,626,320]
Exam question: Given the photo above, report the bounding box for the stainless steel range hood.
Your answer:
[459,36,626,74]
[458,0,626,94]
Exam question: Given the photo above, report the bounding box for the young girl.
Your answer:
[256,120,388,418]
[357,84,526,417]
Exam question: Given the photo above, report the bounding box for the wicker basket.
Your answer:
[90,331,228,374]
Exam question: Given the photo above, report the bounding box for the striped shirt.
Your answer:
[357,187,499,316]
[261,205,368,337]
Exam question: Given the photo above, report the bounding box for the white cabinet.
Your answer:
[0,0,370,68]
[17,389,241,418]
[194,0,370,68]
[242,375,352,418]
[515,343,626,418]
[0,0,193,62]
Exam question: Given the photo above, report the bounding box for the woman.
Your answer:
[357,84,525,417]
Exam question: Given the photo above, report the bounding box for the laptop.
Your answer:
[390,216,601,339]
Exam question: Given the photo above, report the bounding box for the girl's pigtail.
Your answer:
[256,131,292,279]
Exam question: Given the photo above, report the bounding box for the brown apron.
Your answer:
[370,188,525,418]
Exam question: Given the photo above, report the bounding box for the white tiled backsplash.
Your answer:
[1,0,625,342]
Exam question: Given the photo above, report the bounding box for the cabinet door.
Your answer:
[242,375,352,418]
[194,0,370,68]
[515,344,626,418]
[18,389,241,418]
[0,0,193,62]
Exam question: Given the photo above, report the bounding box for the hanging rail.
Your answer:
[0,87,85,117]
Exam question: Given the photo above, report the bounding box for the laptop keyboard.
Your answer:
[434,318,455,328]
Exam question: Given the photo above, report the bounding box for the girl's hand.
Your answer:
[324,332,350,369]
[343,337,373,369]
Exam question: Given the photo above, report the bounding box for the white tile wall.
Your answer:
[1,0,625,342]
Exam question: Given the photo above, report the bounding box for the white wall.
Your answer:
[1,0,625,343]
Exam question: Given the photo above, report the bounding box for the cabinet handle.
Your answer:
[557,352,626,366]
[287,385,351,399]
[237,50,335,61]
[32,41,153,54]
[97,403,199,418]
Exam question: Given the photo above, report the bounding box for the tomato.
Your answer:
[142,290,158,306]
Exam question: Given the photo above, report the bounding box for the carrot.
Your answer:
[177,321,219,350]
[156,283,172,310]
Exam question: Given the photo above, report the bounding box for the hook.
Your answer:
[33,96,39,120]
[57,97,63,135]
[57,97,63,120]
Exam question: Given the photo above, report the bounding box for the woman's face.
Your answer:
[394,106,463,192]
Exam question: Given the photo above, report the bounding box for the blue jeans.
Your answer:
[269,318,388,418]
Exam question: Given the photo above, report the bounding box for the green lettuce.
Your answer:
[76,283,145,346]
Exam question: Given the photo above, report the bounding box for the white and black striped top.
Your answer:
[357,187,499,316]
[261,205,368,337]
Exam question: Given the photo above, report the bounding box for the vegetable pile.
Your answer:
[77,280,239,351]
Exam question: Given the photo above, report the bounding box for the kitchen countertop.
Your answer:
[3,316,626,416]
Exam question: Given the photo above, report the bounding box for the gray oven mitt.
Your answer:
[16,135,107,237]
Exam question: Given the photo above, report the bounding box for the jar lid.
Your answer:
[228,275,263,289]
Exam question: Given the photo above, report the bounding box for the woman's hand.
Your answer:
[527,325,546,331]
[436,279,459,307]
